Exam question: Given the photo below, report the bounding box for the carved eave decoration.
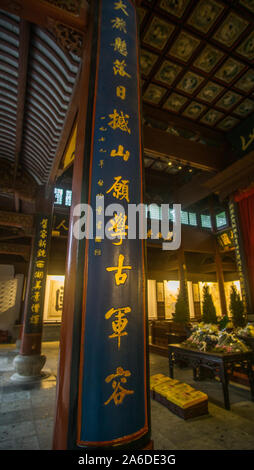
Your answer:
[45,0,85,56]
[1,0,88,57]
[42,0,87,57]
[47,18,84,56]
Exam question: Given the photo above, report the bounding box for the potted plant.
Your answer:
[229,284,246,328]
[170,288,190,337]
[202,284,217,325]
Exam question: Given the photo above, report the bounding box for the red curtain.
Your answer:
[236,189,254,309]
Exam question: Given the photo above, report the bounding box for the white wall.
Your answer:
[147,280,157,320]
[43,275,65,322]
[0,265,24,334]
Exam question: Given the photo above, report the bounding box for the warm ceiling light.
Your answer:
[189,168,193,173]
[178,166,182,170]
[168,161,172,166]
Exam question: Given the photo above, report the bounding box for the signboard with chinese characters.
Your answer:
[217,228,235,252]
[43,275,65,321]
[77,0,148,446]
[25,215,51,334]
[228,201,249,314]
[52,214,69,237]
[227,112,254,158]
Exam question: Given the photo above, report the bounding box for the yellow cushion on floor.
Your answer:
[166,389,208,409]
[150,374,179,390]
[151,374,208,409]
[172,383,194,393]
[150,374,168,388]
[152,378,180,394]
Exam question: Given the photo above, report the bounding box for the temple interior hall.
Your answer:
[1,0,254,451]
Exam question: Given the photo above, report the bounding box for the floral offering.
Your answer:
[214,331,250,353]
[183,322,250,353]
[237,323,254,338]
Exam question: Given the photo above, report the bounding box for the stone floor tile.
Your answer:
[0,408,33,425]
[178,437,226,450]
[0,399,31,413]
[37,431,54,450]
[152,433,178,450]
[34,417,54,435]
[0,438,16,450]
[2,390,31,402]
[1,345,254,450]
[0,421,36,442]
[31,405,55,420]
[14,435,40,450]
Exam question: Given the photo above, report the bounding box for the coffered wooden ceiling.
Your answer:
[139,0,254,133]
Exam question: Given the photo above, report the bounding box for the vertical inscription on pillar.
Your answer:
[25,215,51,334]
[229,201,248,314]
[77,0,148,446]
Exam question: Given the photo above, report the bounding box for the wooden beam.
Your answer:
[143,125,229,172]
[142,103,226,144]
[0,233,26,242]
[0,0,89,35]
[13,19,30,185]
[55,107,230,178]
[148,225,215,253]
[204,150,254,200]
[47,69,80,186]
[0,210,34,234]
[147,270,178,282]
[166,260,180,271]
[14,193,20,212]
[198,262,236,273]
[173,173,213,208]
[0,242,30,261]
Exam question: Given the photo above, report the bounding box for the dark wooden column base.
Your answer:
[20,333,42,356]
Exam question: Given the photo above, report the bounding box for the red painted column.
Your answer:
[12,186,53,381]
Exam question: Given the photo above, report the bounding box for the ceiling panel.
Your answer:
[139,0,254,134]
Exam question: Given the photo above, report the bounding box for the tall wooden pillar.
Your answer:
[215,243,228,317]
[53,0,150,450]
[210,199,227,317]
[12,186,53,381]
[177,247,188,299]
[229,199,253,317]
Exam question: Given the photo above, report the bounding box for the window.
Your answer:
[148,204,161,220]
[54,188,72,207]
[181,211,188,225]
[65,190,72,207]
[54,188,63,205]
[145,205,198,227]
[216,211,227,228]
[201,214,212,229]
[189,212,197,226]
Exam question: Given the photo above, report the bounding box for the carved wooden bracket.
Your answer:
[47,17,83,56]
[0,0,89,46]
[45,0,85,56]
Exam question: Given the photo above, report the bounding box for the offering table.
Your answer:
[168,344,254,410]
